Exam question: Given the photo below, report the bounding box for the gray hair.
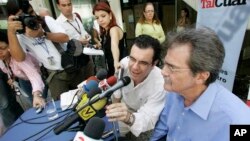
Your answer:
[166,27,225,85]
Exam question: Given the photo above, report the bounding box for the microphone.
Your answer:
[54,89,106,135]
[78,69,107,88]
[87,68,107,83]
[72,80,99,110]
[53,77,130,135]
[98,76,117,91]
[73,117,105,141]
[98,76,130,99]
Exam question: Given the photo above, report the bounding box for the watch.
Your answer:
[34,92,43,97]
[126,113,135,126]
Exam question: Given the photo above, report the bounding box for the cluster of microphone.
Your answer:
[54,69,131,140]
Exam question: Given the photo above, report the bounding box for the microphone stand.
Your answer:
[107,97,119,141]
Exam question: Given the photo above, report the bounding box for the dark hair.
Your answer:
[133,34,162,63]
[6,0,30,16]
[181,8,190,18]
[138,2,161,24]
[0,29,9,44]
[166,27,225,85]
[92,2,118,35]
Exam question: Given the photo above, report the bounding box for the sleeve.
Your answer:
[158,24,166,44]
[129,89,165,136]
[16,55,44,94]
[150,104,169,141]
[45,16,66,34]
[135,23,143,37]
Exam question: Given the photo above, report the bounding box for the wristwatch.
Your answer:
[126,113,135,126]
[33,92,43,97]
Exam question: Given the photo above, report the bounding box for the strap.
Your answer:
[74,12,82,23]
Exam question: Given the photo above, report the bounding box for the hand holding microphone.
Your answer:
[105,102,132,123]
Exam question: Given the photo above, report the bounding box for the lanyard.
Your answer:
[67,19,81,35]
[35,37,51,56]
[3,60,14,79]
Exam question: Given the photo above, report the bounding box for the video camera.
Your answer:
[15,14,40,34]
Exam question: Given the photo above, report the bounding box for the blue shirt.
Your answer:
[150,82,250,141]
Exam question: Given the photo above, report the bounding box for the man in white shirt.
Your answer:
[56,0,91,45]
[56,0,94,77]
[105,35,166,140]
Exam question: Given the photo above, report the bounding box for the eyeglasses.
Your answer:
[129,56,152,68]
[163,62,190,74]
[144,10,154,13]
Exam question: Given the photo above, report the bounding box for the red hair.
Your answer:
[92,2,118,35]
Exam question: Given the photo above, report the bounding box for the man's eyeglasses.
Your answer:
[129,56,152,68]
[163,62,190,74]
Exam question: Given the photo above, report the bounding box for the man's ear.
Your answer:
[196,71,210,85]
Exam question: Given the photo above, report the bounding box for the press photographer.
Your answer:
[6,0,93,100]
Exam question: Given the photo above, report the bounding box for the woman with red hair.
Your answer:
[93,2,127,77]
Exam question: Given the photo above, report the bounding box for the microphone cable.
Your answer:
[22,120,62,141]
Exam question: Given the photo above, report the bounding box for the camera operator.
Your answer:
[6,0,91,100]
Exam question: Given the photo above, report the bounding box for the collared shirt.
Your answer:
[0,53,44,94]
[17,35,63,71]
[135,21,165,44]
[56,13,89,40]
[113,57,166,136]
[151,82,250,141]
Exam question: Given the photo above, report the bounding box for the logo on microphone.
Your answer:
[78,106,96,120]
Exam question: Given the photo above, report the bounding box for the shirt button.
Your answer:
[177,126,180,129]
[182,112,185,115]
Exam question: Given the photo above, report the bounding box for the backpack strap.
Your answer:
[74,12,82,23]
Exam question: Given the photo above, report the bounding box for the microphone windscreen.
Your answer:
[122,76,131,86]
[84,80,98,93]
[86,76,98,83]
[106,76,117,86]
[96,69,107,80]
[88,88,102,98]
[84,117,105,140]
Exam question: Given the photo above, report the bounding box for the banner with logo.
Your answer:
[196,0,250,91]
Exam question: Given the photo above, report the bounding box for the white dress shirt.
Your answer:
[56,13,89,40]
[113,57,166,136]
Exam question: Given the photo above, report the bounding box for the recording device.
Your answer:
[73,117,105,141]
[53,76,131,135]
[15,14,39,34]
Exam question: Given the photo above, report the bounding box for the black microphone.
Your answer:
[73,117,105,141]
[98,76,130,99]
[84,117,105,140]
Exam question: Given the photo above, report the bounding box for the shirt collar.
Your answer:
[58,13,76,22]
[189,82,218,120]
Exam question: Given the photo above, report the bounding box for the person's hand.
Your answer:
[33,92,45,108]
[79,35,91,45]
[105,103,130,123]
[25,24,43,38]
[7,15,23,34]
[95,41,102,49]
[114,61,121,74]
[7,79,14,89]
